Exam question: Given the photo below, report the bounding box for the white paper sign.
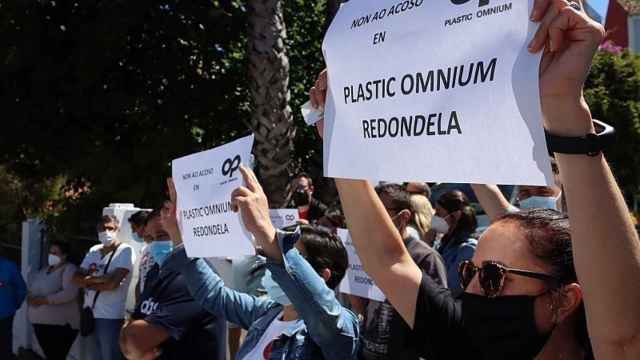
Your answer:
[337,229,386,302]
[269,209,300,229]
[322,0,553,185]
[172,135,256,258]
[301,101,324,126]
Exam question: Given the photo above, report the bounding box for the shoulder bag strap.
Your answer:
[90,243,122,309]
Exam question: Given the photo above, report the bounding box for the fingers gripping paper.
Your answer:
[322,0,553,185]
[172,135,256,258]
[337,229,386,302]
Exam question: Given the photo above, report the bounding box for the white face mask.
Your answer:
[519,196,558,210]
[431,215,450,234]
[48,254,61,267]
[98,231,117,246]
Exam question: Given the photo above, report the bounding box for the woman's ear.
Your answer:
[321,268,332,284]
[555,283,583,323]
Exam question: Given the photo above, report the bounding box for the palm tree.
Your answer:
[247,0,294,207]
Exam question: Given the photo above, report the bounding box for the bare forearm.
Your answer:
[550,102,640,353]
[470,184,512,222]
[121,321,167,359]
[254,226,280,262]
[558,153,640,347]
[335,179,409,273]
[72,272,92,287]
[335,178,421,326]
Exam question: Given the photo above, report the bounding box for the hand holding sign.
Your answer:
[309,69,328,139]
[231,165,280,261]
[532,1,604,137]
[162,178,182,246]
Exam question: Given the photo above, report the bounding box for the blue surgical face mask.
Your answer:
[519,196,558,210]
[149,240,173,266]
[131,232,144,243]
[261,270,291,305]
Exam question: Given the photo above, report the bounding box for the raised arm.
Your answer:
[162,179,276,330]
[309,66,423,328]
[267,231,359,357]
[531,3,640,358]
[336,180,422,327]
[470,184,514,222]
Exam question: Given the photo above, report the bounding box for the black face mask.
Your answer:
[292,189,310,207]
[461,292,552,360]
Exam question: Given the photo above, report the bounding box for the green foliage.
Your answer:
[584,50,640,199]
[0,0,332,237]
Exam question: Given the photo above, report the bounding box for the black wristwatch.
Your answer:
[545,119,615,156]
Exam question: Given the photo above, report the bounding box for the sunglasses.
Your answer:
[459,260,560,298]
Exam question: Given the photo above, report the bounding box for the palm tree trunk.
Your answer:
[247,0,294,207]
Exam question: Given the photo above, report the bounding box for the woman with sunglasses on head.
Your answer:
[308,1,640,359]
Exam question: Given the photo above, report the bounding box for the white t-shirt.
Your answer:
[242,312,297,360]
[80,243,135,319]
[137,244,153,293]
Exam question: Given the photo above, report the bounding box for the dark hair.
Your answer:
[375,183,411,212]
[299,225,348,289]
[145,208,162,226]
[128,210,150,227]
[98,214,119,229]
[49,241,71,256]
[437,190,477,235]
[497,209,591,358]
[294,172,314,187]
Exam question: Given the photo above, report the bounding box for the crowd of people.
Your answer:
[1,1,639,359]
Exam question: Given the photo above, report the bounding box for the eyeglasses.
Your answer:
[458,260,560,298]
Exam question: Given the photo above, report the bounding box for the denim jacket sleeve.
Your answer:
[165,246,277,330]
[266,230,359,359]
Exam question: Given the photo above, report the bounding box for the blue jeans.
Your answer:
[94,318,124,360]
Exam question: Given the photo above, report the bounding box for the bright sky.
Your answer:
[588,0,610,17]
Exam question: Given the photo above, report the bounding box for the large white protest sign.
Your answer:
[322,0,553,185]
[269,209,300,229]
[337,229,385,302]
[172,135,256,258]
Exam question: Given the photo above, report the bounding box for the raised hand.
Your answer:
[309,69,328,139]
[528,0,605,135]
[230,165,279,260]
[162,178,182,245]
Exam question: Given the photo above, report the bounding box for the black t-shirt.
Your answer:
[132,263,224,360]
[410,271,477,359]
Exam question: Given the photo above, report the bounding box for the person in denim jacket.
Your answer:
[160,166,359,360]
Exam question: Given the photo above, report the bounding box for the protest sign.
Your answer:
[269,209,300,229]
[322,0,553,185]
[172,134,256,258]
[337,229,385,302]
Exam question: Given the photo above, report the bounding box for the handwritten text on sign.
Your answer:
[172,135,255,258]
[322,0,553,185]
[337,229,385,302]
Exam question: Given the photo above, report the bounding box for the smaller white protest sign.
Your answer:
[300,101,323,126]
[269,209,300,229]
[337,229,385,302]
[172,134,256,258]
